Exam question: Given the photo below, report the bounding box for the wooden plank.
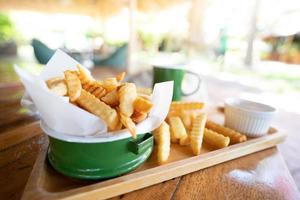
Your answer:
[172,148,300,200]
[0,135,46,200]
[0,121,42,151]
[21,129,286,200]
[109,178,181,200]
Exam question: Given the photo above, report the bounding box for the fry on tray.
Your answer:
[153,121,170,164]
[190,113,207,155]
[179,135,190,146]
[133,96,153,113]
[205,120,247,144]
[131,110,147,124]
[204,128,230,149]
[64,70,82,102]
[169,117,188,143]
[120,112,137,138]
[179,110,199,131]
[101,89,119,107]
[170,102,204,112]
[76,89,119,131]
[119,83,137,117]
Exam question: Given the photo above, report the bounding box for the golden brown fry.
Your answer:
[77,64,94,85]
[133,96,153,113]
[169,117,187,139]
[170,101,204,112]
[190,113,207,155]
[137,94,151,101]
[131,110,147,124]
[49,81,67,96]
[116,72,126,82]
[153,121,170,164]
[102,77,120,92]
[204,128,230,149]
[46,77,67,96]
[137,87,152,95]
[83,81,106,99]
[92,86,106,99]
[64,70,82,102]
[76,90,119,131]
[119,83,137,117]
[205,120,247,144]
[101,89,119,107]
[120,112,137,138]
[46,76,64,88]
[114,121,123,131]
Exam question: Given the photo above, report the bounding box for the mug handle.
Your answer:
[181,70,201,96]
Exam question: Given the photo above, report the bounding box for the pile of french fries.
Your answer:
[46,65,153,138]
[153,102,247,164]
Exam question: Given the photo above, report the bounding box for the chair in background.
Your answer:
[31,38,128,70]
[93,44,127,70]
[31,39,55,64]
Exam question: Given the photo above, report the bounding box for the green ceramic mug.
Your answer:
[153,65,201,101]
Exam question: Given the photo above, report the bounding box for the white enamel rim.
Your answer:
[152,63,186,70]
[225,98,276,115]
[40,120,138,143]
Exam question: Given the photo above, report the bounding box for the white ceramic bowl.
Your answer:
[224,98,276,137]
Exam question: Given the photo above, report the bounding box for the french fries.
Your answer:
[190,113,207,155]
[153,122,171,164]
[205,120,247,144]
[76,90,119,131]
[83,81,106,99]
[133,96,153,113]
[46,77,67,96]
[120,112,137,138]
[77,64,94,85]
[170,102,204,112]
[101,89,119,107]
[119,83,137,117]
[46,67,153,139]
[102,77,120,92]
[204,128,230,149]
[64,70,81,102]
[46,76,64,88]
[169,117,188,143]
[131,111,147,124]
[137,87,152,95]
[46,64,249,167]
[116,72,126,82]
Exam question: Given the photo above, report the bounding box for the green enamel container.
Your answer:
[41,121,153,180]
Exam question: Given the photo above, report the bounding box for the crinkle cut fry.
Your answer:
[76,89,119,131]
[205,120,247,144]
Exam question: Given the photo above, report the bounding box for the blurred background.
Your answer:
[0,0,300,113]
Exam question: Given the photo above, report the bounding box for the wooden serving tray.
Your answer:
[22,126,286,200]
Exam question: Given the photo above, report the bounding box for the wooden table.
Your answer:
[1,68,300,200]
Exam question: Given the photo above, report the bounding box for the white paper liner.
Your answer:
[15,49,173,141]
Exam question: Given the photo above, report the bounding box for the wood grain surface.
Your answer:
[20,127,286,200]
[0,68,300,200]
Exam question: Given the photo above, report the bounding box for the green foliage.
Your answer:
[0,13,15,42]
[138,30,164,50]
